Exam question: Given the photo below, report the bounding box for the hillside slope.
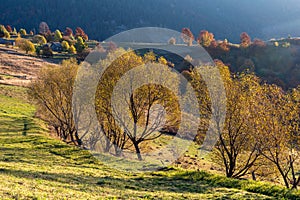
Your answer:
[1,84,299,199]
[0,47,58,86]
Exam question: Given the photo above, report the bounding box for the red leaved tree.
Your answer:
[197,30,214,47]
[181,28,194,46]
[240,32,251,48]
[75,27,88,41]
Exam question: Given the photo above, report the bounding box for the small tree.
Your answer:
[68,45,76,54]
[61,41,70,51]
[74,36,87,53]
[219,39,230,52]
[197,30,214,47]
[54,30,62,42]
[5,25,12,33]
[181,28,194,46]
[75,27,88,41]
[64,27,73,37]
[39,22,50,35]
[0,25,10,38]
[41,45,53,57]
[16,38,35,54]
[240,32,251,48]
[19,28,27,36]
[32,35,47,45]
[12,28,17,35]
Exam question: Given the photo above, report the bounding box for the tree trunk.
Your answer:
[252,171,256,181]
[133,142,142,161]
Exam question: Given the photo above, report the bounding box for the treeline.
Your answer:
[178,28,300,89]
[0,23,93,58]
[28,47,300,189]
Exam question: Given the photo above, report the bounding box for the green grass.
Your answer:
[0,84,299,199]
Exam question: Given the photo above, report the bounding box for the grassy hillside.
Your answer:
[0,84,299,199]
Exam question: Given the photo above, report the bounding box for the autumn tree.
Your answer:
[213,73,263,178]
[5,25,12,33]
[39,22,50,35]
[219,39,230,52]
[75,27,88,41]
[19,28,27,36]
[64,27,73,37]
[54,29,62,42]
[29,59,82,145]
[0,25,10,38]
[74,36,87,53]
[68,45,76,54]
[61,41,70,51]
[16,38,35,54]
[197,30,214,47]
[181,28,194,46]
[240,32,251,48]
[95,49,180,160]
[40,45,53,57]
[32,35,47,45]
[258,85,300,189]
[190,61,262,178]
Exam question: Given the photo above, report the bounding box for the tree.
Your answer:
[32,35,47,45]
[181,28,194,46]
[197,30,214,47]
[190,62,262,178]
[28,59,81,145]
[74,36,87,53]
[213,73,263,178]
[95,49,180,160]
[12,28,17,35]
[39,22,50,35]
[0,25,10,38]
[61,41,70,51]
[41,45,53,57]
[16,38,35,54]
[240,32,251,48]
[5,25,12,33]
[219,39,230,52]
[19,28,27,36]
[68,45,76,54]
[252,38,266,47]
[75,27,88,41]
[64,27,73,37]
[258,85,300,189]
[54,30,62,42]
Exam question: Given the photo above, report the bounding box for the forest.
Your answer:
[0,0,299,42]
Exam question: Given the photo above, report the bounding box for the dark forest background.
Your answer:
[1,0,300,42]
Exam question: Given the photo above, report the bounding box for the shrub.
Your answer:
[32,35,47,45]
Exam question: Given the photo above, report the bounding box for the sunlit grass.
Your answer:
[0,84,299,199]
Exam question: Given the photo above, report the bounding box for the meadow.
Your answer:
[0,84,299,199]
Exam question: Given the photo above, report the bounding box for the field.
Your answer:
[1,84,300,199]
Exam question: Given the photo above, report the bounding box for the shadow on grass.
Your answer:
[0,167,212,195]
[0,117,39,133]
